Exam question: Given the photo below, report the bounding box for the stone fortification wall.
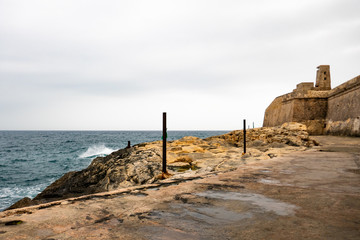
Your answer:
[291,98,328,122]
[292,98,328,135]
[263,65,359,136]
[263,92,328,135]
[263,95,293,127]
[325,76,360,136]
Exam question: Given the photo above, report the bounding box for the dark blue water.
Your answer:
[0,130,227,211]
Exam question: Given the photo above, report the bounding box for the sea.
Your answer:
[0,130,228,211]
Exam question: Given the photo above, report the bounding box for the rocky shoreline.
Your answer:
[2,135,359,239]
[7,122,317,210]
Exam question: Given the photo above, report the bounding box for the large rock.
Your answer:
[281,122,307,131]
[6,197,33,210]
[33,147,162,203]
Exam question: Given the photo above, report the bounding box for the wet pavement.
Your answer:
[1,136,360,239]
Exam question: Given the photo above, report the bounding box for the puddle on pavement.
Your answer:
[173,204,252,224]
[138,190,298,239]
[149,205,247,225]
[195,191,298,216]
[280,169,295,175]
[143,190,297,226]
[258,178,281,185]
[168,165,200,172]
[143,202,252,236]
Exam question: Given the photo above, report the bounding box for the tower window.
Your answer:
[324,77,326,80]
[324,71,326,74]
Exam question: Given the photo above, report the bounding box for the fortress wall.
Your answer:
[325,76,360,136]
[292,98,328,135]
[263,96,327,134]
[327,76,360,121]
[263,96,293,127]
[263,66,359,136]
[292,98,328,122]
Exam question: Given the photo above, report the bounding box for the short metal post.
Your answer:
[126,141,131,148]
[243,119,246,154]
[162,112,167,173]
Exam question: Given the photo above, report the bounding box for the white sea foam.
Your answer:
[79,144,115,158]
[0,183,50,210]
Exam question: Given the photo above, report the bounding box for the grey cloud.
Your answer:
[0,0,359,130]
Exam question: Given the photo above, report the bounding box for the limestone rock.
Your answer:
[325,118,360,137]
[205,125,316,148]
[33,147,162,203]
[281,122,307,131]
[6,197,33,210]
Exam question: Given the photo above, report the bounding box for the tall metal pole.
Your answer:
[243,119,246,154]
[162,112,167,173]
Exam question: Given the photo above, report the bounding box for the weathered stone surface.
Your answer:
[280,122,307,131]
[326,75,360,136]
[6,197,32,210]
[263,91,328,135]
[32,147,162,204]
[325,117,360,137]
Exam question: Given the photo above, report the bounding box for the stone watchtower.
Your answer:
[315,65,331,90]
[263,65,332,134]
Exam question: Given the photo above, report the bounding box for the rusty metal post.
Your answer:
[162,112,167,173]
[243,119,246,154]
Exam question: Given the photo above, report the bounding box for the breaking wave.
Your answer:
[79,144,115,158]
[0,183,50,211]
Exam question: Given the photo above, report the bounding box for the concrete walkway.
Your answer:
[1,136,359,239]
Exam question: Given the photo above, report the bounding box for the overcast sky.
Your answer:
[0,0,359,130]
